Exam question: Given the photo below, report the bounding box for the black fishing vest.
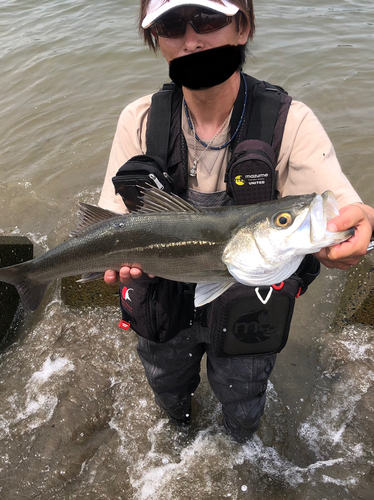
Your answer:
[113,74,292,209]
[113,75,321,349]
[143,73,292,204]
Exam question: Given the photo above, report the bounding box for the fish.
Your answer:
[0,188,354,310]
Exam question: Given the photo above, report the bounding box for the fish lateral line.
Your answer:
[131,240,219,252]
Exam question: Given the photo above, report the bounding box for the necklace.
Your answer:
[189,111,230,177]
[183,72,248,151]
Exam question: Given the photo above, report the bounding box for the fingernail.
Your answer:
[327,222,338,232]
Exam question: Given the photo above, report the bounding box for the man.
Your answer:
[99,0,374,442]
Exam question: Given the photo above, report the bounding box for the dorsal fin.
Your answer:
[70,203,122,237]
[138,187,201,214]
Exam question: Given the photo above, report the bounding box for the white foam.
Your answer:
[337,340,373,361]
[4,356,76,433]
[16,393,58,426]
[297,325,374,460]
[321,474,359,486]
[130,426,365,499]
[28,355,75,386]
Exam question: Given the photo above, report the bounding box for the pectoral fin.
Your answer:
[77,272,105,283]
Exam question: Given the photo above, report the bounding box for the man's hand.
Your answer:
[104,266,154,285]
[314,203,374,269]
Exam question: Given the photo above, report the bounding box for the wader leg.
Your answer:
[205,345,277,443]
[137,325,205,421]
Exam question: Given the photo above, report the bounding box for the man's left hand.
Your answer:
[314,203,374,270]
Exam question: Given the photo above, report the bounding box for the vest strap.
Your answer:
[247,86,283,146]
[146,84,175,163]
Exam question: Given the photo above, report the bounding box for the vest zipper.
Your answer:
[149,173,165,190]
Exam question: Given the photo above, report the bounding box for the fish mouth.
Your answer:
[309,191,355,245]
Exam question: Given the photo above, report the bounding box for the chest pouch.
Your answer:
[207,278,301,357]
[225,139,276,205]
[119,276,195,343]
[112,155,175,212]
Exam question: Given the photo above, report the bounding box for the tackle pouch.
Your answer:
[295,254,321,296]
[112,154,174,212]
[119,276,195,343]
[207,278,301,357]
[225,139,276,205]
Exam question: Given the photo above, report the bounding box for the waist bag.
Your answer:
[207,278,301,357]
[119,276,195,343]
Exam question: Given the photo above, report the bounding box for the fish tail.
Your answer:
[0,263,48,311]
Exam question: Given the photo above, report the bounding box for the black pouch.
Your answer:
[295,254,321,295]
[112,154,174,212]
[225,139,276,205]
[119,276,195,343]
[207,278,301,357]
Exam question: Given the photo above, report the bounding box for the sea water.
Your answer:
[0,0,373,498]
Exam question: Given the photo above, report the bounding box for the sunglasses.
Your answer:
[151,11,232,38]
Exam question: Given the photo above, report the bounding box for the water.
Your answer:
[0,0,373,498]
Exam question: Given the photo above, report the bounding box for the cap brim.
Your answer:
[142,0,239,29]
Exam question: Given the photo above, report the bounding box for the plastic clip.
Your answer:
[118,320,131,330]
[272,282,284,290]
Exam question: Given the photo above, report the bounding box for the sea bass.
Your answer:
[0,188,354,310]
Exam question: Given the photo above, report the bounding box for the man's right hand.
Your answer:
[104,267,155,285]
[104,266,144,285]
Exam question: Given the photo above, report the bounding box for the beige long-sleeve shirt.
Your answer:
[99,93,361,213]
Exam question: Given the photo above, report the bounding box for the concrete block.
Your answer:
[0,236,33,343]
[333,252,374,329]
[61,276,119,308]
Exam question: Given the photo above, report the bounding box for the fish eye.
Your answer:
[273,212,293,228]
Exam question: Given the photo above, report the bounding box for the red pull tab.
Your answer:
[296,287,302,298]
[272,282,284,290]
[118,320,131,331]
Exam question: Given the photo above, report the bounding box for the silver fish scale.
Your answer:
[20,208,243,284]
[14,192,323,286]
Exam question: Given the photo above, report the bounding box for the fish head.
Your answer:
[223,191,354,286]
[254,190,354,255]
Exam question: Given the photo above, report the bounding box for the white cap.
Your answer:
[141,0,239,29]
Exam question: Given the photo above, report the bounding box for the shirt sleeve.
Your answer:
[98,94,152,213]
[276,100,362,210]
